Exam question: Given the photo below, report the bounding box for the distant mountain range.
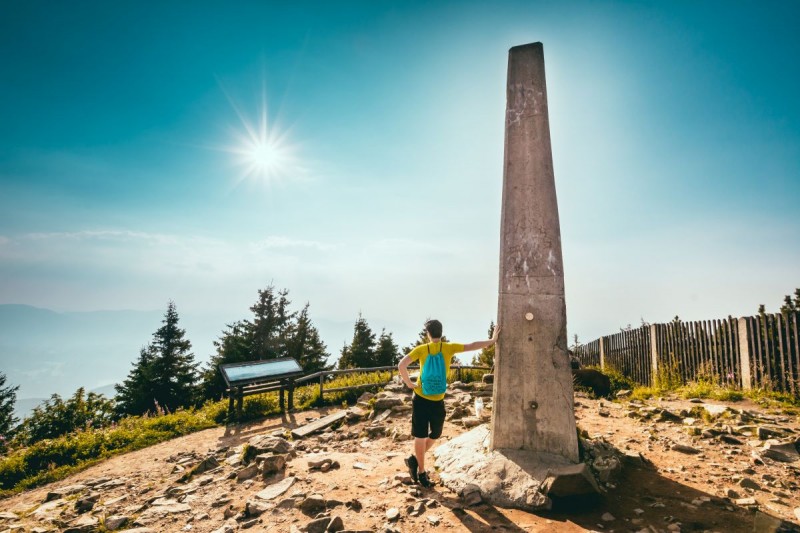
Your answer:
[0,304,356,421]
[0,304,220,420]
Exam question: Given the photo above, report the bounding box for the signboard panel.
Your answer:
[220,357,304,387]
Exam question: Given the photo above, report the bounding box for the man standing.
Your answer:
[398,319,500,488]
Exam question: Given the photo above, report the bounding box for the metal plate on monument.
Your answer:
[220,357,304,387]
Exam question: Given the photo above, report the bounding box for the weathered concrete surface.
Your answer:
[434,426,598,511]
[491,41,579,462]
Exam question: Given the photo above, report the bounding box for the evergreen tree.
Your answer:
[148,301,197,412]
[200,321,253,400]
[115,301,197,415]
[374,329,400,367]
[0,372,19,449]
[471,322,496,368]
[284,304,330,373]
[338,314,377,369]
[200,285,318,400]
[249,286,294,360]
[115,347,158,415]
[779,288,800,314]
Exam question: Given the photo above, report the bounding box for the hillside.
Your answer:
[1,380,799,532]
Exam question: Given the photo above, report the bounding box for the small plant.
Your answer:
[654,355,683,391]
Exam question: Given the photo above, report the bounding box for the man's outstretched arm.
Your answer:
[461,326,501,352]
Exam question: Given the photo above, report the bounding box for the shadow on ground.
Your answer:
[539,462,800,533]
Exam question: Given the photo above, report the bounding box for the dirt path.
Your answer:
[2,391,799,533]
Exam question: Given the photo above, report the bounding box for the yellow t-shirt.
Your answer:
[408,341,465,401]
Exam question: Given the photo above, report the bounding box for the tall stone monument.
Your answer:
[492,43,578,459]
[434,42,597,511]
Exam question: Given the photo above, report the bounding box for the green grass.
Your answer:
[625,379,799,413]
[0,368,485,497]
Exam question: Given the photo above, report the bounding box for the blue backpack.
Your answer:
[420,342,447,396]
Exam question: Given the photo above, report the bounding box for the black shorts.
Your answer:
[411,393,446,439]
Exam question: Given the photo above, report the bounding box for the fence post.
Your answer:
[649,324,659,387]
[319,374,325,402]
[738,318,752,390]
[599,336,606,371]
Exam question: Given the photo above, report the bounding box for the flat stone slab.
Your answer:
[291,412,346,439]
[433,425,599,511]
[256,476,296,500]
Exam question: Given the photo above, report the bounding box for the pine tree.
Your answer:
[148,301,197,412]
[0,372,19,449]
[374,329,400,367]
[338,314,377,369]
[115,347,158,415]
[115,301,197,415]
[284,304,330,373]
[200,321,253,400]
[250,286,294,360]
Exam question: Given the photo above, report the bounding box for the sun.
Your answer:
[219,85,303,187]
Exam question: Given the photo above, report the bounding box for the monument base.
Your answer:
[433,425,600,511]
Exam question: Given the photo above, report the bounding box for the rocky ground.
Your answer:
[1,377,799,533]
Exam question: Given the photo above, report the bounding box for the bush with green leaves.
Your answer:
[14,387,115,446]
[0,407,217,496]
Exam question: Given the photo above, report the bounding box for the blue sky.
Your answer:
[1,0,798,364]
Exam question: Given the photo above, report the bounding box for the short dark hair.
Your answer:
[424,319,443,339]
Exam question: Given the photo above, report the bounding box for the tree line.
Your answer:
[3,284,475,450]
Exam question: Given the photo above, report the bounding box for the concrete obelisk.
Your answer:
[434,43,595,511]
[491,42,578,461]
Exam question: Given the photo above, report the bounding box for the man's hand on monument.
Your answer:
[492,325,501,343]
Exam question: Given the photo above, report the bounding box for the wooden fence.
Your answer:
[292,364,491,403]
[573,311,800,396]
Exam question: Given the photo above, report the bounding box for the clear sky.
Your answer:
[1,0,798,362]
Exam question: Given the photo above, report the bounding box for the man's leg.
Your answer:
[415,437,427,472]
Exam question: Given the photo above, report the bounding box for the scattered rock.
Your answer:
[178,455,220,482]
[726,488,741,499]
[44,484,87,502]
[373,393,404,411]
[63,515,100,533]
[735,497,758,507]
[104,515,129,530]
[364,425,387,438]
[719,435,743,445]
[386,507,400,521]
[256,476,296,500]
[299,494,327,516]
[672,444,701,454]
[761,441,799,463]
[757,426,784,440]
[245,499,272,517]
[244,436,293,462]
[460,484,483,506]
[258,453,288,475]
[328,515,345,532]
[236,463,261,481]
[427,514,442,525]
[739,478,761,491]
[601,512,615,521]
[304,517,332,533]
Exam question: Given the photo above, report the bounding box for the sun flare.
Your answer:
[220,86,303,187]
